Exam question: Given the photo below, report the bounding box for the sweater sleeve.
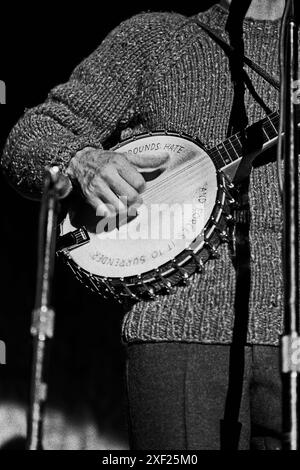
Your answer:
[1,12,185,198]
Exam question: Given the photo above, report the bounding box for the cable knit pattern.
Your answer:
[1,6,290,344]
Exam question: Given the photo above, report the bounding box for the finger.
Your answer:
[86,193,109,217]
[104,168,143,206]
[117,159,145,193]
[126,151,170,169]
[92,178,127,213]
[75,146,98,158]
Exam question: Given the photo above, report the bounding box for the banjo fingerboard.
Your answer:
[208,111,280,169]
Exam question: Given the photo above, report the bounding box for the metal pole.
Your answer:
[279,0,300,451]
[26,167,70,450]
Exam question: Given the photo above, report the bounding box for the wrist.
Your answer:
[66,146,97,179]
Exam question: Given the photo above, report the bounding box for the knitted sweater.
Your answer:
[2,5,286,345]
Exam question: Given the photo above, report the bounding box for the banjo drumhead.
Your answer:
[60,134,218,279]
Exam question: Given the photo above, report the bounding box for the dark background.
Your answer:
[0,1,217,449]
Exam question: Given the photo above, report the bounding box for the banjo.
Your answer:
[58,111,283,301]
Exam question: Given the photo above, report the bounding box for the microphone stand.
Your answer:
[279,0,300,450]
[26,166,70,450]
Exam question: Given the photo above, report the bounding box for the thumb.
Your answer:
[126,151,170,170]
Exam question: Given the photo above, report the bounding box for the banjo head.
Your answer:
[59,132,233,300]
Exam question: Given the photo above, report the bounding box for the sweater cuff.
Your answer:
[3,132,104,200]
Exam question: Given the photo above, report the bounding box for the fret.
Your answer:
[208,111,284,170]
[221,141,234,164]
[262,126,269,141]
[268,113,280,132]
[216,143,231,165]
[209,146,227,169]
[235,133,243,147]
[215,146,227,166]
[230,135,243,159]
[263,118,278,140]
[264,121,277,139]
[224,137,241,160]
[267,114,278,134]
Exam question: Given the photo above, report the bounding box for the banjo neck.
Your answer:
[209,110,294,180]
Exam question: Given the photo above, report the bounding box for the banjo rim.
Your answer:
[58,131,235,301]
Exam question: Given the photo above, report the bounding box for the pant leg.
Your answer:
[125,342,252,450]
[125,342,188,450]
[250,345,282,450]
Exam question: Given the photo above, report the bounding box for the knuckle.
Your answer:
[85,177,101,196]
[110,153,123,166]
[85,167,96,181]
[99,164,112,179]
[85,182,94,196]
[126,191,138,205]
[82,148,96,158]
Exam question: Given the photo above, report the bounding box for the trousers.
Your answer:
[125,342,282,450]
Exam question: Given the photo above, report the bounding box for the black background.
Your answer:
[0,1,218,449]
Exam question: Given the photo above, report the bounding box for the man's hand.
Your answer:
[67,147,169,216]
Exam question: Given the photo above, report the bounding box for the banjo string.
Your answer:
[140,156,212,199]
